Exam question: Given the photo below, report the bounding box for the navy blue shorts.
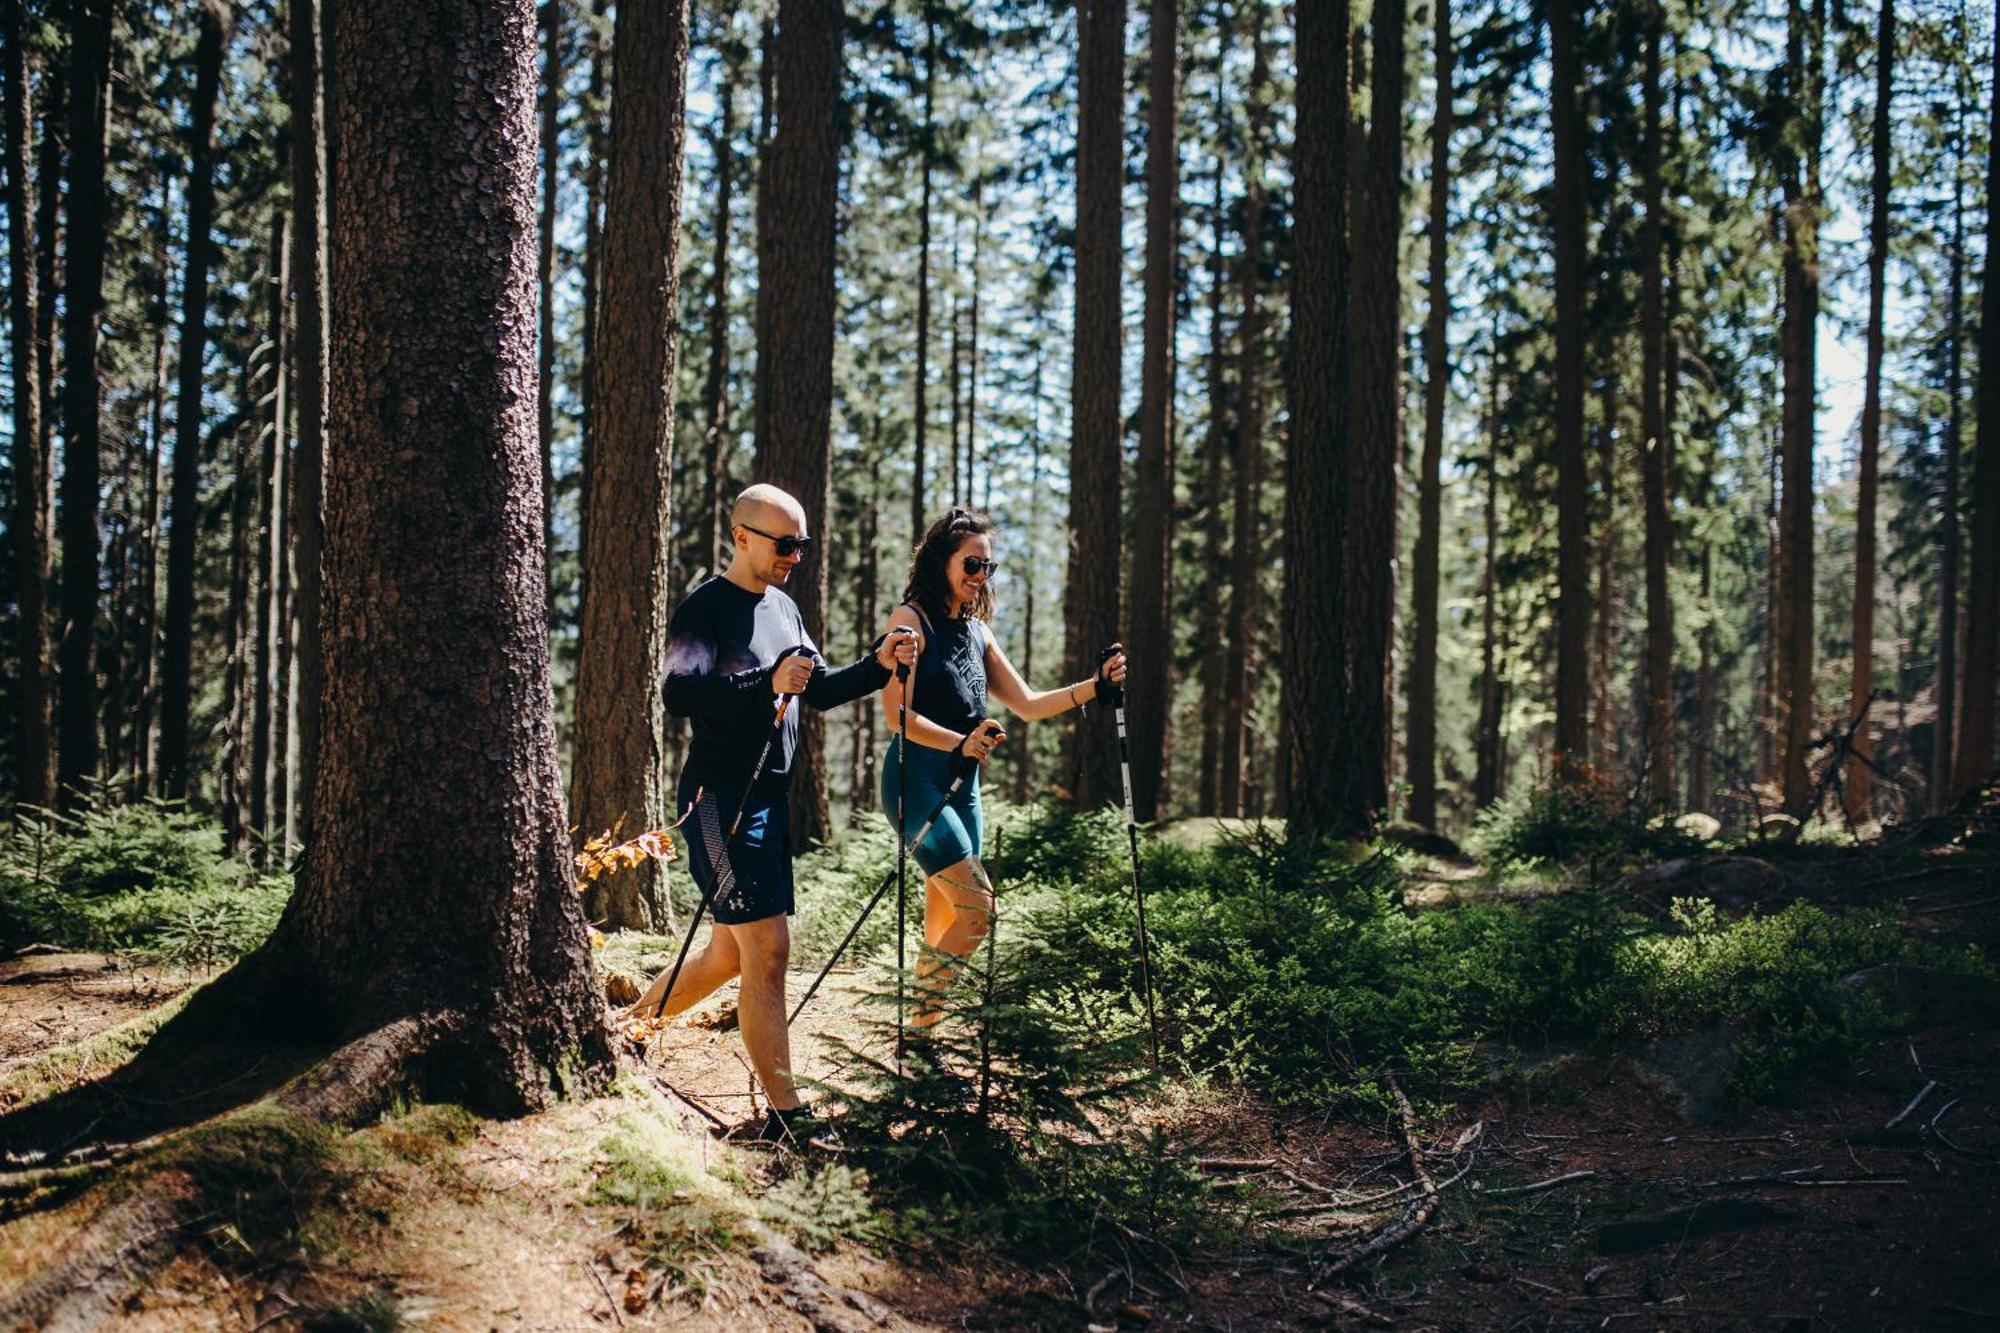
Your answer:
[678,774,794,925]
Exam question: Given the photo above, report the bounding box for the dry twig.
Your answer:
[1316,1071,1454,1278]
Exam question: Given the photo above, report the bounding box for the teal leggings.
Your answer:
[880,741,983,876]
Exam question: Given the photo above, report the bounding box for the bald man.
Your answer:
[632,484,916,1147]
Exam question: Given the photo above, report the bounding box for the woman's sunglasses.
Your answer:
[962,556,1000,577]
[739,524,815,558]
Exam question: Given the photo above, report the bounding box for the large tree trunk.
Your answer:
[1955,0,2000,797]
[252,214,291,861]
[136,322,166,795]
[1777,0,1823,814]
[1128,0,1177,821]
[1064,0,1126,811]
[967,182,984,506]
[34,65,59,522]
[1936,59,1968,811]
[751,0,842,848]
[1282,0,1355,841]
[572,0,692,931]
[910,14,936,546]
[1639,4,1674,805]
[56,0,114,803]
[289,0,329,843]
[159,3,228,800]
[538,0,563,613]
[1196,17,1231,817]
[695,28,739,583]
[1012,346,1046,804]
[223,419,256,856]
[1347,0,1405,825]
[4,5,54,808]
[1548,0,1591,782]
[576,0,611,570]
[1474,354,1502,809]
[1221,5,1269,821]
[1847,0,1893,817]
[195,0,613,1112]
[1407,0,1451,830]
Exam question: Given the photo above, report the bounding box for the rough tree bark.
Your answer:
[538,0,563,612]
[289,0,329,843]
[1474,350,1503,809]
[1128,0,1177,821]
[1064,0,1126,811]
[1847,0,1892,817]
[576,0,610,565]
[695,23,740,582]
[572,0,693,931]
[1937,54,1968,811]
[1777,0,1823,813]
[1639,3,1674,805]
[911,11,937,545]
[1407,0,1451,829]
[4,2,55,807]
[1221,3,1269,821]
[1282,0,1355,841]
[1196,11,1231,817]
[252,213,290,861]
[181,0,615,1111]
[751,0,843,847]
[159,2,228,801]
[56,0,114,803]
[1548,0,1591,782]
[1954,0,2000,797]
[1347,0,1406,825]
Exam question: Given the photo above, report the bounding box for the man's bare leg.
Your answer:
[627,923,741,1019]
[913,858,994,1028]
[727,915,801,1111]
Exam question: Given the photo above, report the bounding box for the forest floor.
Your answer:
[2,828,1997,1331]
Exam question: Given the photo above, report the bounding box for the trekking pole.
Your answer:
[647,646,807,1022]
[1098,643,1161,1067]
[787,733,994,1026]
[894,657,911,1070]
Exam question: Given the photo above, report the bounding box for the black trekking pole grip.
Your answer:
[1095,643,1125,709]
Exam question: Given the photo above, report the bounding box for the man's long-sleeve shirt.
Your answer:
[663,575,890,791]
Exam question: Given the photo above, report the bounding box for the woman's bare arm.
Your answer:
[984,633,1099,722]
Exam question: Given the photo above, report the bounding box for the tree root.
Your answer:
[0,1013,443,1332]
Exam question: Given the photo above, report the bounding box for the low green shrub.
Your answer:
[0,795,289,962]
[1468,773,1706,873]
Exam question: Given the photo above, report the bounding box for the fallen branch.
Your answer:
[647,1073,729,1132]
[1912,894,2000,916]
[1477,1169,1596,1198]
[580,1259,626,1329]
[1697,1166,1823,1189]
[1885,1081,1938,1131]
[1196,1156,1276,1172]
[1316,1071,1451,1279]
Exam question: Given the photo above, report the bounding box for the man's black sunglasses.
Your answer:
[962,556,1000,576]
[739,524,815,558]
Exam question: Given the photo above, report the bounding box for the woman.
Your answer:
[880,506,1127,1025]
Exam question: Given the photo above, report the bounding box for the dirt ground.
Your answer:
[3,880,1996,1332]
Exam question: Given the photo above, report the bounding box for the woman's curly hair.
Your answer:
[902,506,995,624]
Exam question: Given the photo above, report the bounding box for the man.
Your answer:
[630,484,915,1145]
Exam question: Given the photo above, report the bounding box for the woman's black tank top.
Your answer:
[905,602,988,735]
